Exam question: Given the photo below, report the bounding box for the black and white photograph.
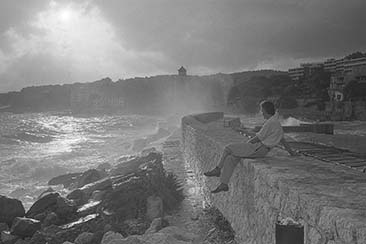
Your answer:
[1,1,366,243]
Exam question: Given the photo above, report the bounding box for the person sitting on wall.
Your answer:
[204,100,298,193]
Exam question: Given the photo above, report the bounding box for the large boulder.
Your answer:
[0,222,9,232]
[26,193,59,219]
[74,232,93,244]
[100,231,124,244]
[77,169,102,188]
[10,217,41,238]
[43,212,59,227]
[0,196,25,226]
[48,173,83,188]
[79,178,112,198]
[110,153,162,177]
[54,197,77,219]
[100,231,146,244]
[1,230,20,244]
[26,193,76,223]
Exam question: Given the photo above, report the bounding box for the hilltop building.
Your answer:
[178,66,187,76]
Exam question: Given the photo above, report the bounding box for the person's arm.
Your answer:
[280,137,298,156]
[247,135,261,144]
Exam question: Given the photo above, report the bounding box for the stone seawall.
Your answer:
[182,113,366,244]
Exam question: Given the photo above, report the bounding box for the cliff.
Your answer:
[182,112,366,243]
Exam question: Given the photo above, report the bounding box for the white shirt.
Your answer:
[256,113,284,148]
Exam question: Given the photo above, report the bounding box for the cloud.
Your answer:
[1,0,366,91]
[0,0,170,92]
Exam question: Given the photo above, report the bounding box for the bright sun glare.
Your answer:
[59,9,72,22]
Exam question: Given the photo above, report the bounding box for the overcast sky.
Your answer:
[0,0,366,92]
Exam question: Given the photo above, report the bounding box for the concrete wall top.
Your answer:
[182,113,366,243]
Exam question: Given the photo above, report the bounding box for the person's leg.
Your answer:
[210,143,260,193]
[218,146,231,169]
[220,155,241,184]
[211,155,240,193]
[204,146,231,177]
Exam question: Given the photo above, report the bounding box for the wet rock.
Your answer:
[79,178,113,200]
[32,212,47,222]
[26,193,76,224]
[0,195,25,226]
[146,195,163,221]
[37,187,55,200]
[29,231,47,244]
[55,197,77,219]
[96,162,111,171]
[43,212,59,227]
[141,147,157,156]
[48,173,83,188]
[100,231,124,244]
[14,239,30,244]
[0,222,9,232]
[1,231,20,244]
[10,217,41,238]
[51,214,101,244]
[115,235,146,244]
[90,190,106,201]
[110,153,161,177]
[122,219,149,236]
[76,201,102,218]
[77,169,102,188]
[26,192,59,219]
[67,189,85,206]
[74,232,93,244]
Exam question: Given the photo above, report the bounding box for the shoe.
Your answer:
[211,183,229,193]
[203,167,221,177]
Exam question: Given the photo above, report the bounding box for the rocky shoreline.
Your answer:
[0,150,193,244]
[0,126,238,244]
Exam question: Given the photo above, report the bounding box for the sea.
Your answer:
[0,112,169,209]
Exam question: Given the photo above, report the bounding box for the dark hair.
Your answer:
[260,100,275,115]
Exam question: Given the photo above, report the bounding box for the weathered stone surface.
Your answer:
[0,222,9,232]
[48,173,83,188]
[77,169,102,188]
[182,114,366,244]
[29,231,47,244]
[0,196,25,226]
[67,189,85,206]
[112,235,145,244]
[100,231,124,244]
[14,239,30,244]
[74,232,93,244]
[1,231,20,244]
[43,212,59,227]
[26,192,59,218]
[79,178,113,200]
[10,217,41,238]
[110,154,153,176]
